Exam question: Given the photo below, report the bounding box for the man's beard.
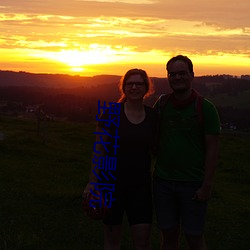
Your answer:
[171,86,190,93]
[170,81,191,93]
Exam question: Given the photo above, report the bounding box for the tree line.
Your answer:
[0,71,249,130]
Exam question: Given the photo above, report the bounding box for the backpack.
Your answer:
[152,92,204,154]
[156,92,204,126]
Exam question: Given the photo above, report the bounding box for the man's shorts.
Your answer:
[103,185,152,226]
[153,176,208,235]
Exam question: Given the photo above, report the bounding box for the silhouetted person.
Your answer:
[83,69,157,250]
[153,55,220,250]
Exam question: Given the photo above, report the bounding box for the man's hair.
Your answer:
[166,55,194,74]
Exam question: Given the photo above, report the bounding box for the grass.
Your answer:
[205,134,250,250]
[0,115,250,249]
[208,89,250,109]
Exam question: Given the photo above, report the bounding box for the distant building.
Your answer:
[221,122,237,131]
[241,75,250,80]
[221,74,234,79]
[25,105,38,113]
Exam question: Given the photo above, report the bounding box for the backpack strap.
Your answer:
[157,93,171,114]
[157,92,203,125]
[152,92,204,154]
[194,94,204,127]
[152,93,171,154]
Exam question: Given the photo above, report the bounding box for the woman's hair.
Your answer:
[117,68,154,103]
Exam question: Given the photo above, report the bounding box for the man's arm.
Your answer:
[194,134,220,201]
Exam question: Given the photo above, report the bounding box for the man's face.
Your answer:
[167,60,194,93]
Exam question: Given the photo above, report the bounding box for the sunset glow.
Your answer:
[0,0,249,77]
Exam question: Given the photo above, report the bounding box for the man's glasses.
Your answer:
[168,71,189,78]
[125,82,145,88]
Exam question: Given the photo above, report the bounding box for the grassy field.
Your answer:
[0,115,249,250]
[208,89,250,109]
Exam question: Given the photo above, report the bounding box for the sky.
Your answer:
[0,0,250,77]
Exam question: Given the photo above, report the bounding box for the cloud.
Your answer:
[79,0,156,3]
[1,13,249,56]
[1,0,249,29]
[0,0,249,76]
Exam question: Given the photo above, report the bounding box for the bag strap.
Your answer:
[194,94,204,127]
[157,93,171,114]
[157,92,204,127]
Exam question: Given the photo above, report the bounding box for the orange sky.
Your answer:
[0,0,249,77]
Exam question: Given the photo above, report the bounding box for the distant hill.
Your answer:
[0,70,250,129]
[1,70,249,93]
[0,70,121,88]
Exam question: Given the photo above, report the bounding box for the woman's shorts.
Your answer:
[103,185,152,226]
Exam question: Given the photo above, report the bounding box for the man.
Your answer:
[153,55,220,250]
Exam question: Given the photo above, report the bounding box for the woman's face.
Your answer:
[124,74,147,101]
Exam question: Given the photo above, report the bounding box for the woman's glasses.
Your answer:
[125,82,145,88]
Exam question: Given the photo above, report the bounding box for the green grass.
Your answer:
[206,134,250,250]
[208,89,250,108]
[0,116,249,249]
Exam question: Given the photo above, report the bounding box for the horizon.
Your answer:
[1,69,250,79]
[0,0,250,77]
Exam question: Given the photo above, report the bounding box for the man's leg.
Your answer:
[160,225,181,250]
[153,177,180,250]
[185,234,207,250]
[179,182,208,250]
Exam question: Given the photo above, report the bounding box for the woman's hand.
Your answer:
[83,182,96,199]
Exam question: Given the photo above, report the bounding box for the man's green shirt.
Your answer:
[155,98,220,181]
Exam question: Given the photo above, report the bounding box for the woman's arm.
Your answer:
[83,125,110,198]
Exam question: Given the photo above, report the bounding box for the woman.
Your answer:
[83,69,157,250]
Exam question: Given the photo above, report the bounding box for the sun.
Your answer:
[56,49,112,67]
[30,45,140,74]
[57,50,86,67]
[46,46,120,73]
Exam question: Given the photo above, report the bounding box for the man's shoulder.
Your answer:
[159,93,171,106]
[202,98,218,111]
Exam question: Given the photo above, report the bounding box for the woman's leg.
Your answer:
[130,223,152,250]
[103,224,123,250]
